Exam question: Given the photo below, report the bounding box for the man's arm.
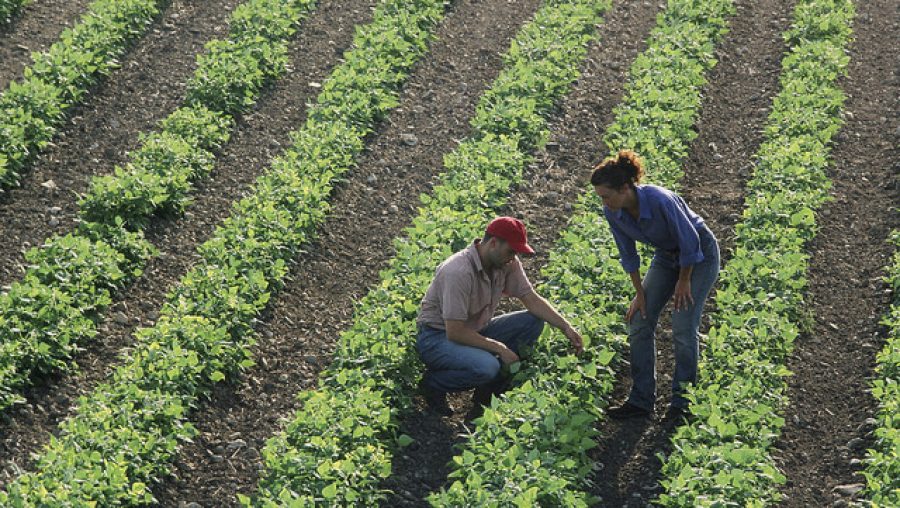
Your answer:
[445,320,520,364]
[519,292,583,354]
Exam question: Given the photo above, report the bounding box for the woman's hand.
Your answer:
[625,291,647,323]
[673,278,694,311]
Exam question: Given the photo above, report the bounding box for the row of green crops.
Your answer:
[0,0,166,189]
[81,0,321,229]
[431,0,736,505]
[0,0,28,23]
[657,0,855,504]
[248,0,612,505]
[0,0,447,504]
[0,0,320,414]
[860,231,899,505]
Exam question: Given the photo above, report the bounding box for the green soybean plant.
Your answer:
[859,231,900,506]
[80,0,321,229]
[432,0,736,505]
[0,0,29,22]
[0,0,166,189]
[249,0,613,505]
[0,0,319,415]
[657,0,855,504]
[0,0,447,504]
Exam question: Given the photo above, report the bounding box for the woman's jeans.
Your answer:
[626,227,720,411]
[416,311,544,394]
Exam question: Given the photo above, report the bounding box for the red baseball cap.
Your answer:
[485,216,535,255]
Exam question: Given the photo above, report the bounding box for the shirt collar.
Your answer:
[611,185,653,221]
[468,240,486,274]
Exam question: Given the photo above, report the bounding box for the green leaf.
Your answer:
[130,482,146,497]
[596,349,615,366]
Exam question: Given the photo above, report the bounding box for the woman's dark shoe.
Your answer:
[607,401,652,419]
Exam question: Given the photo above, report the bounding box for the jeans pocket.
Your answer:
[416,327,443,355]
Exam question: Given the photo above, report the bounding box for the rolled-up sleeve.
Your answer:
[663,197,704,267]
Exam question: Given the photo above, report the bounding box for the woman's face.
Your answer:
[594,184,629,211]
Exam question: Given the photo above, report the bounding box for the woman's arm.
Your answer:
[625,270,646,322]
[659,192,702,311]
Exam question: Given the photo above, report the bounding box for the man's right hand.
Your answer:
[446,321,520,363]
[496,345,520,365]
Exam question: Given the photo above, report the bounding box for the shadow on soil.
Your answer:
[381,395,471,507]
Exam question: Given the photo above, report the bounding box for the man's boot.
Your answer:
[418,379,452,416]
[468,376,509,420]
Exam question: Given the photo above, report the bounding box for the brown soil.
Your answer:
[148,0,556,503]
[0,0,93,90]
[148,0,552,504]
[0,0,374,485]
[776,0,900,505]
[581,0,795,504]
[382,0,669,502]
[0,0,242,287]
[0,0,896,505]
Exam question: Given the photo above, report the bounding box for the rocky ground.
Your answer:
[0,0,896,505]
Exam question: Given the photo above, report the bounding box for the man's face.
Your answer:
[487,238,517,268]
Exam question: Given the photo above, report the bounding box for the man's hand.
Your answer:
[495,344,520,365]
[519,292,585,355]
[563,325,584,355]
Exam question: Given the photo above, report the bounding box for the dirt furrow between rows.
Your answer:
[0,0,376,486]
[776,0,900,504]
[150,0,550,505]
[379,0,663,504]
[585,0,796,505]
[0,0,93,90]
[0,0,241,287]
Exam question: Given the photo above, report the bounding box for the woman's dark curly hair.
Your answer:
[590,149,644,189]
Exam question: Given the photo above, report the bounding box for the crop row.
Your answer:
[0,0,166,189]
[0,0,28,23]
[0,0,447,504]
[431,0,736,505]
[859,231,899,505]
[656,0,856,504]
[0,0,320,414]
[248,0,612,505]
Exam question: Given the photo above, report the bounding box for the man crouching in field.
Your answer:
[415,216,584,417]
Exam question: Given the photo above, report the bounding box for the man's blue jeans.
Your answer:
[416,311,544,394]
[626,227,720,411]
